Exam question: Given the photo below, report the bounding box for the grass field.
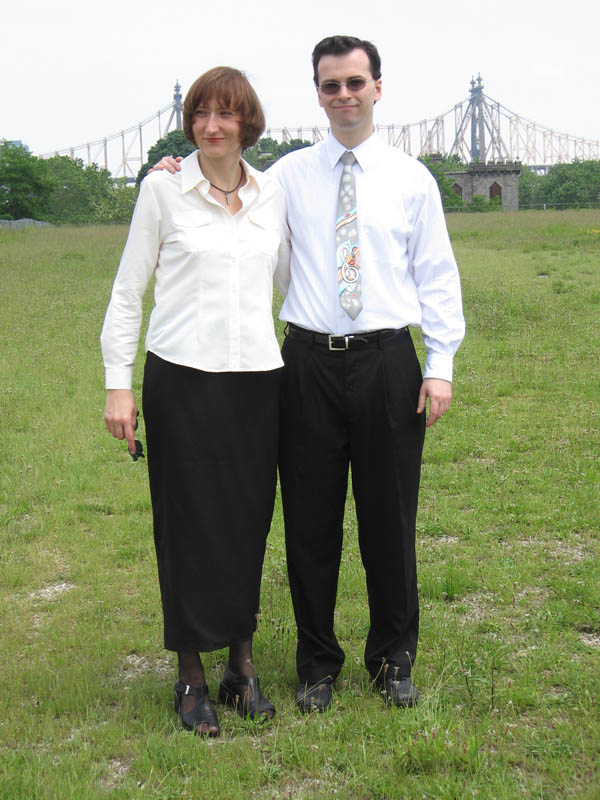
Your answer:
[1,210,599,799]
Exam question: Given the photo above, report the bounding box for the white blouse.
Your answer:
[101,151,291,389]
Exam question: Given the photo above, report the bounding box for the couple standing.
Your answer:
[102,35,465,737]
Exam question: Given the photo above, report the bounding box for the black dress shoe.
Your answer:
[218,667,275,720]
[174,681,220,736]
[295,680,333,713]
[377,671,420,708]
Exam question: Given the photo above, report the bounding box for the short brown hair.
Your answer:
[312,36,382,86]
[183,67,265,149]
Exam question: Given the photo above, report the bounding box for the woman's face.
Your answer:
[192,97,242,160]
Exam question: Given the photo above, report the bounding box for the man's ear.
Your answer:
[373,77,382,105]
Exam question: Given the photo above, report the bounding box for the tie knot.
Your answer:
[341,151,356,167]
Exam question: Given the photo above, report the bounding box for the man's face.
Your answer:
[315,48,382,138]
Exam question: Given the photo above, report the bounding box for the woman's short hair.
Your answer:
[183,67,265,149]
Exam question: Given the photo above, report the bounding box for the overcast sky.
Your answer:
[3,0,599,158]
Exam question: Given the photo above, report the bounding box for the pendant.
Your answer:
[225,193,231,206]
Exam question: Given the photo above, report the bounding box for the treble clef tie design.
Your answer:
[335,150,362,320]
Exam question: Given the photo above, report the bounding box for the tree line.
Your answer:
[3,133,599,224]
[518,160,600,208]
[0,141,137,224]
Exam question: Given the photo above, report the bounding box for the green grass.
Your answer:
[1,211,599,799]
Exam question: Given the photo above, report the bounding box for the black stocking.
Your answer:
[228,638,256,678]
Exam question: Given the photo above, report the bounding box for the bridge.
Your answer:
[40,76,600,180]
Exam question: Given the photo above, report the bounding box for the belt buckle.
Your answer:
[328,334,349,351]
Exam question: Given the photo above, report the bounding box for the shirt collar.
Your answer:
[180,150,265,195]
[241,158,268,192]
[325,129,382,172]
[180,150,205,193]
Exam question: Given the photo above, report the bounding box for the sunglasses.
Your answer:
[128,411,145,462]
[318,78,369,95]
[130,439,144,462]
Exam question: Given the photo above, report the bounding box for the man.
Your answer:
[269,35,464,712]
[152,35,464,712]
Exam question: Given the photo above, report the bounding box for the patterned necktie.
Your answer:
[336,150,362,320]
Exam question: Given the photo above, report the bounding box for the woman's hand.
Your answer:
[104,390,138,453]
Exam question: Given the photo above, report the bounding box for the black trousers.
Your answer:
[142,352,280,652]
[279,327,425,683]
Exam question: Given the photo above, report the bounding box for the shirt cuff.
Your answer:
[105,367,134,390]
[423,351,453,383]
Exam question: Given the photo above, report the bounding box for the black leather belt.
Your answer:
[286,323,409,351]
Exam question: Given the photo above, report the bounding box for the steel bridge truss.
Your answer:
[41,78,600,177]
[41,83,183,180]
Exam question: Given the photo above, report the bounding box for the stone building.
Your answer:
[446,161,521,211]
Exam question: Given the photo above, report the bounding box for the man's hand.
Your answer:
[148,155,182,175]
[417,378,452,428]
[104,389,138,453]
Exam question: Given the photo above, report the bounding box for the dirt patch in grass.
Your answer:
[119,653,172,680]
[420,535,459,547]
[515,586,550,605]
[101,758,132,791]
[459,591,497,621]
[252,777,335,799]
[549,541,586,563]
[29,582,75,601]
[579,632,600,648]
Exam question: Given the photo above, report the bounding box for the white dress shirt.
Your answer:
[268,132,465,381]
[101,151,291,389]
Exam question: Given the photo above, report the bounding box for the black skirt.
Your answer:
[142,351,281,652]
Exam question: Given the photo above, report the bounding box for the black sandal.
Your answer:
[174,681,220,737]
[218,667,275,720]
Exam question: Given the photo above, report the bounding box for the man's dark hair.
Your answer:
[312,36,382,86]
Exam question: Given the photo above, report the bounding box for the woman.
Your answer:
[101,67,290,737]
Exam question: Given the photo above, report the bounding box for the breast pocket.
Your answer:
[247,211,281,257]
[170,211,216,253]
[360,202,411,270]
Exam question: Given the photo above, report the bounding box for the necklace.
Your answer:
[209,166,244,205]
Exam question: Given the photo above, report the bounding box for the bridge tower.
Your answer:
[450,74,510,164]
[446,75,521,210]
[161,81,184,133]
[470,74,485,161]
[173,81,183,130]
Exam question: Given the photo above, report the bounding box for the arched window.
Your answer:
[490,182,502,200]
[452,183,463,197]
